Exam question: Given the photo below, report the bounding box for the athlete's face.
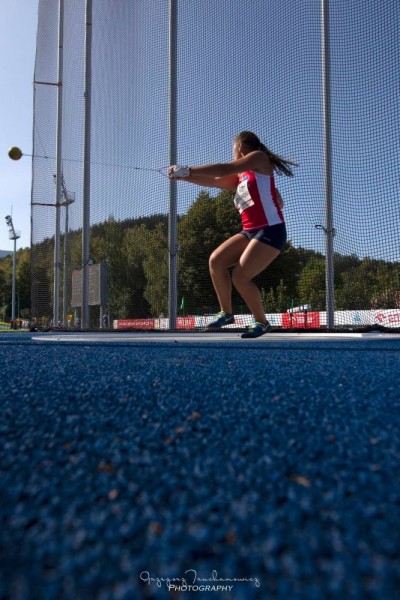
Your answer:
[233,141,243,160]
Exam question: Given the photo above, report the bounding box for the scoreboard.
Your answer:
[71,263,108,307]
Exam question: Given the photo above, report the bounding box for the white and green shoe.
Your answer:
[206,311,235,328]
[241,321,271,338]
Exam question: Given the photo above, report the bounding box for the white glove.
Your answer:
[169,165,191,178]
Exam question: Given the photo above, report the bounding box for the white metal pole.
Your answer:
[53,0,64,327]
[321,0,335,329]
[82,0,92,329]
[62,201,69,326]
[12,237,17,323]
[168,0,178,330]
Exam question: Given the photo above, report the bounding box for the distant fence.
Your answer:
[112,309,400,331]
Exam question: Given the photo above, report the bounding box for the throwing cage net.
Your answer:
[31,0,399,331]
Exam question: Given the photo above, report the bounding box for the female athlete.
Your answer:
[169,131,296,338]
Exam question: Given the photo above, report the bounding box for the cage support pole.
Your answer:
[168,0,178,329]
[53,0,64,327]
[82,0,92,328]
[321,0,335,329]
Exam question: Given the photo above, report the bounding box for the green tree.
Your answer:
[333,256,399,310]
[91,217,137,319]
[123,223,168,317]
[16,248,31,317]
[0,257,11,320]
[261,279,291,313]
[178,189,241,313]
[142,224,169,316]
[26,206,400,324]
[297,256,326,310]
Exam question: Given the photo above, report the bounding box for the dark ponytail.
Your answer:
[235,131,297,177]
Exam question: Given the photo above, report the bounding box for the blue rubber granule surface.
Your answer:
[0,335,399,600]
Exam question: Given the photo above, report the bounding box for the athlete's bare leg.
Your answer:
[231,240,280,323]
[209,234,249,313]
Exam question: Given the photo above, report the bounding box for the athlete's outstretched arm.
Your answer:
[187,151,267,178]
[173,173,237,190]
[169,150,269,189]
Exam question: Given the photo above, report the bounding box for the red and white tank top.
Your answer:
[234,171,284,230]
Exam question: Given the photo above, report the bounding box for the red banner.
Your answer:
[374,311,400,327]
[282,312,320,329]
[115,319,155,329]
[176,317,196,329]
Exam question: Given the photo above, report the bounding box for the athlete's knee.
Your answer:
[209,250,224,272]
[231,265,249,287]
[208,252,217,273]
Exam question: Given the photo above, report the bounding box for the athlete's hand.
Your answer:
[169,165,191,179]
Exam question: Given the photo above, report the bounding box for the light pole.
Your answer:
[5,215,21,325]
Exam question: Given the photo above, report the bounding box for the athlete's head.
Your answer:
[233,131,262,159]
[233,130,297,177]
[234,131,263,154]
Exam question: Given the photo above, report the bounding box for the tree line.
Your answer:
[0,248,30,322]
[2,188,399,322]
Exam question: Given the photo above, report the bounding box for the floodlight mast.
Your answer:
[5,215,21,324]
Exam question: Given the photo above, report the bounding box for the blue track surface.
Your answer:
[0,333,399,599]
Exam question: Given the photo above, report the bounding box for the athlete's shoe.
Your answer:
[206,311,235,328]
[241,321,271,338]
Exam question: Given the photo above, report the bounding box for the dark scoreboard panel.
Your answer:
[71,263,108,307]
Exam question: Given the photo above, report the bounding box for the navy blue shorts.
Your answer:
[240,223,287,251]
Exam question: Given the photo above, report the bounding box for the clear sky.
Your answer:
[0,0,38,251]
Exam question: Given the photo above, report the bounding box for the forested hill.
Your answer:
[3,190,399,320]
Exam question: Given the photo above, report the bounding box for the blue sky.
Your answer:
[2,0,399,264]
[0,0,38,251]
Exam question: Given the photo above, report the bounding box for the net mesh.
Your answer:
[31,0,400,331]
